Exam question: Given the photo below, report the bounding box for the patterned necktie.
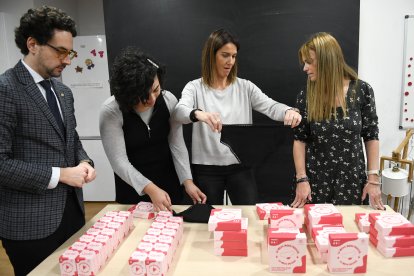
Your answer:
[39,80,65,134]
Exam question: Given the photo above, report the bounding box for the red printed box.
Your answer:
[59,249,79,276]
[305,204,343,226]
[214,240,248,249]
[369,212,414,236]
[370,235,414,257]
[269,209,304,229]
[256,202,288,220]
[328,233,368,274]
[208,208,242,231]
[214,229,248,241]
[314,226,347,254]
[268,232,306,273]
[355,213,370,233]
[132,202,155,219]
[129,250,148,276]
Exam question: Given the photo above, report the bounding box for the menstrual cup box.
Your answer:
[129,250,148,276]
[256,202,288,220]
[145,250,168,276]
[59,249,79,276]
[269,209,304,229]
[305,204,343,226]
[327,233,368,274]
[132,201,156,219]
[314,226,347,253]
[355,213,370,233]
[208,208,242,231]
[369,212,414,236]
[268,232,306,273]
[214,229,248,241]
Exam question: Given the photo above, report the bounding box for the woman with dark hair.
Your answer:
[290,32,383,209]
[173,29,302,205]
[100,47,206,211]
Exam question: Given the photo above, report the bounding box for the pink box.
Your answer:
[59,249,79,276]
[256,202,286,220]
[151,221,166,230]
[145,251,168,276]
[153,242,173,264]
[314,226,347,253]
[377,234,414,248]
[76,249,99,276]
[213,247,248,256]
[269,209,304,229]
[370,235,414,257]
[157,210,173,218]
[86,241,105,268]
[305,204,343,226]
[369,212,414,236]
[137,241,154,253]
[213,240,247,249]
[100,227,117,250]
[92,221,107,230]
[133,202,155,219]
[142,234,159,244]
[168,216,183,225]
[78,234,95,244]
[268,232,306,273]
[129,250,148,276]
[355,213,370,233]
[69,241,88,253]
[147,227,162,237]
[327,233,368,274]
[214,229,248,241]
[208,209,243,231]
[154,216,169,223]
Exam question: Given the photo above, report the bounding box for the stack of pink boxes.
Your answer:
[129,211,184,276]
[208,208,248,256]
[354,213,370,233]
[266,205,306,273]
[369,212,414,257]
[327,232,369,273]
[59,210,134,276]
[304,204,344,263]
[128,201,156,219]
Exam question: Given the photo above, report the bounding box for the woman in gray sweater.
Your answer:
[173,29,301,205]
[100,47,206,211]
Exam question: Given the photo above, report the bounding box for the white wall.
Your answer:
[359,0,414,158]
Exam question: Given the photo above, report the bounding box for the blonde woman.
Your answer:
[291,32,383,209]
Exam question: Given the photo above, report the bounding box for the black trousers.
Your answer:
[1,191,85,276]
[192,164,258,205]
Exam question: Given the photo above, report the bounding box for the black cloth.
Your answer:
[220,123,291,167]
[39,80,65,135]
[1,192,84,276]
[192,164,257,205]
[114,95,183,204]
[173,203,215,223]
[294,80,379,205]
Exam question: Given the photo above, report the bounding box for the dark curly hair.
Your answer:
[110,47,166,113]
[15,5,77,55]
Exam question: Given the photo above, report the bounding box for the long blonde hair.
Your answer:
[298,32,358,122]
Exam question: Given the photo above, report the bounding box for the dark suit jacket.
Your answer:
[0,61,91,240]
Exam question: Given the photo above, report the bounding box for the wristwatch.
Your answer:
[366,169,380,176]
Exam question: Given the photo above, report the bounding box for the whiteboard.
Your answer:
[61,35,111,137]
[400,15,414,129]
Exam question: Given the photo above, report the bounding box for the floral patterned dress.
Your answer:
[294,80,379,205]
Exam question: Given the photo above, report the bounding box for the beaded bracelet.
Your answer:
[296,176,309,184]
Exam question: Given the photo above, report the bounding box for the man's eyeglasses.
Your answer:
[46,43,77,60]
